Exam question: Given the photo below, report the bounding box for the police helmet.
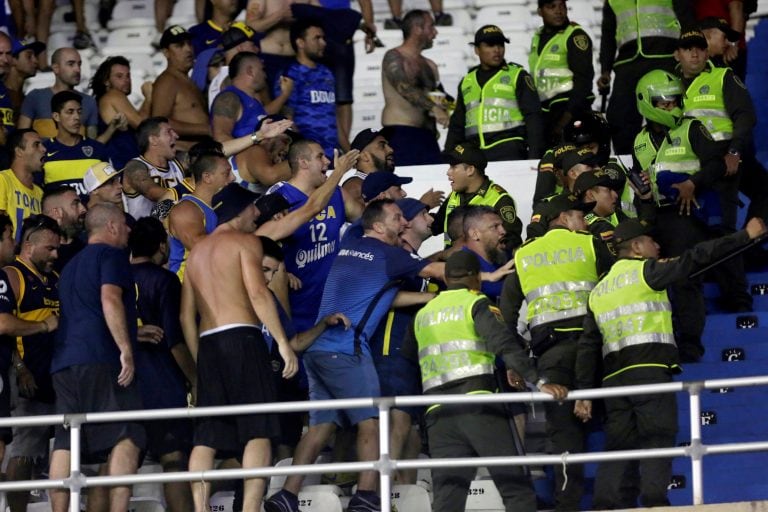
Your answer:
[562,111,611,166]
[635,70,683,128]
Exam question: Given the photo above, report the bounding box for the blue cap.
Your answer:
[361,173,413,202]
[395,198,427,221]
[212,183,261,224]
[12,37,45,56]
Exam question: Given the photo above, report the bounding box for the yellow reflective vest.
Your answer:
[682,64,733,142]
[461,66,525,149]
[608,0,680,65]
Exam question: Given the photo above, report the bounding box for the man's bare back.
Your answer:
[185,229,265,332]
[152,69,210,150]
[381,46,440,128]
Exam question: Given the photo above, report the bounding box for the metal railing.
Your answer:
[1,375,768,512]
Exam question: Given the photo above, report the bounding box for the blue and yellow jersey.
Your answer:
[0,169,44,242]
[0,82,14,131]
[43,137,110,196]
[6,258,59,402]
[168,195,218,281]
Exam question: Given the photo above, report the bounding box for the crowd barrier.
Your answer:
[1,375,768,512]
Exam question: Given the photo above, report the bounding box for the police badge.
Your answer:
[573,34,589,51]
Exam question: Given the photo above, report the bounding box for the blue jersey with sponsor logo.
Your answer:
[215,85,267,138]
[279,62,337,158]
[268,181,344,331]
[308,236,429,356]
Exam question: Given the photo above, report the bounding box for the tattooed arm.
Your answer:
[122,160,174,201]
[382,49,439,112]
[211,91,243,143]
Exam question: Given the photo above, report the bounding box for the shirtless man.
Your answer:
[152,26,210,151]
[381,9,448,166]
[245,0,317,90]
[180,182,298,512]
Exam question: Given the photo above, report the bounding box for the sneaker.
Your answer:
[73,31,97,50]
[264,489,300,512]
[434,12,453,26]
[383,18,402,30]
[347,491,381,512]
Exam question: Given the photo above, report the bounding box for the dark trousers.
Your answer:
[539,335,587,511]
[482,139,529,162]
[426,404,537,512]
[593,367,677,509]
[606,56,676,155]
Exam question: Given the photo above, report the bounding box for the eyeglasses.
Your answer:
[21,215,59,243]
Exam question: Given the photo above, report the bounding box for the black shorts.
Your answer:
[195,325,280,453]
[52,364,146,464]
[144,418,192,459]
[0,366,13,445]
[324,39,354,105]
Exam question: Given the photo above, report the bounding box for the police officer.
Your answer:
[413,250,567,512]
[530,0,595,144]
[633,69,751,358]
[675,28,768,223]
[573,168,656,256]
[598,0,694,153]
[573,216,767,509]
[432,143,523,250]
[445,25,546,161]
[500,193,613,511]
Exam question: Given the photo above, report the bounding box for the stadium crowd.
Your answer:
[0,0,767,511]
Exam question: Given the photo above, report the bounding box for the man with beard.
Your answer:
[279,18,338,159]
[382,10,447,165]
[90,56,152,170]
[432,143,522,250]
[461,206,508,304]
[0,129,45,242]
[42,91,110,196]
[152,26,210,151]
[211,52,269,143]
[343,128,396,202]
[18,48,100,140]
[122,117,185,219]
[500,192,613,511]
[42,186,87,272]
[265,198,444,512]
[4,214,61,512]
[446,25,545,161]
[529,0,594,144]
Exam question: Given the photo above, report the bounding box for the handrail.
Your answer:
[1,375,767,512]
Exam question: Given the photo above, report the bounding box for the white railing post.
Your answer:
[687,383,704,505]
[378,399,392,512]
[69,417,83,512]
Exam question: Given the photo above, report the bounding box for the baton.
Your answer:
[495,370,531,478]
[690,232,768,279]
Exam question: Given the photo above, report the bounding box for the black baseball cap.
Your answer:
[678,29,708,49]
[350,128,393,152]
[445,250,481,278]
[361,173,413,202]
[537,193,596,221]
[613,219,653,244]
[443,143,488,172]
[221,21,256,51]
[395,198,428,221]
[573,169,614,197]
[255,193,291,226]
[561,146,599,173]
[212,183,261,224]
[699,17,740,42]
[160,25,192,49]
[472,25,510,46]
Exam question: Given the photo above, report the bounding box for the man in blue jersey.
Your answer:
[4,214,61,512]
[279,18,338,159]
[48,203,144,512]
[268,138,361,332]
[129,217,196,512]
[168,149,234,280]
[188,0,240,55]
[211,51,269,142]
[42,91,111,196]
[461,206,508,304]
[370,198,436,484]
[265,198,444,512]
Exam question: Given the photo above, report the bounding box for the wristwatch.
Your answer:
[535,378,549,391]
[727,148,741,157]
[251,131,263,144]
